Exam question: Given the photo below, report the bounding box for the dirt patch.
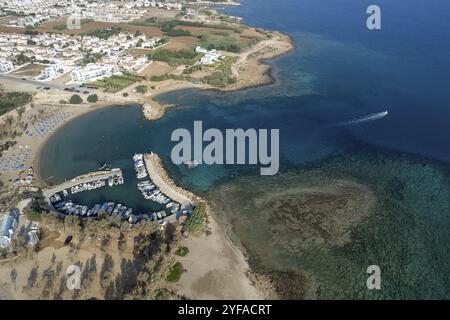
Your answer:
[139,61,174,78]
[164,36,198,51]
[10,64,47,79]
[36,228,62,252]
[0,25,26,34]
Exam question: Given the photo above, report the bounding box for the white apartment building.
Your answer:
[70,63,121,84]
[36,63,68,81]
[0,58,14,73]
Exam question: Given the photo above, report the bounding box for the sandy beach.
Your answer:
[176,213,263,300]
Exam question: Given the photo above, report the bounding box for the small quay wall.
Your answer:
[42,169,123,200]
[144,153,201,209]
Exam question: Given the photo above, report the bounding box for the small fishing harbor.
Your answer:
[43,152,194,225]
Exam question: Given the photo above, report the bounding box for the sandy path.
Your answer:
[0,284,13,300]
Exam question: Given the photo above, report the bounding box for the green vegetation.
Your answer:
[90,73,143,93]
[128,17,157,27]
[52,23,67,31]
[164,29,191,37]
[184,202,207,235]
[175,246,189,257]
[216,56,238,73]
[149,73,188,82]
[13,53,32,65]
[197,34,255,53]
[154,288,175,300]
[135,85,147,94]
[87,94,98,103]
[24,191,49,222]
[183,64,203,75]
[0,88,33,116]
[122,92,129,97]
[166,262,183,282]
[151,49,202,66]
[80,52,103,66]
[24,28,39,36]
[69,94,83,104]
[205,72,235,88]
[25,208,42,222]
[81,27,122,40]
[162,19,241,33]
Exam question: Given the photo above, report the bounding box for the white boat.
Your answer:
[133,153,144,162]
[185,160,199,169]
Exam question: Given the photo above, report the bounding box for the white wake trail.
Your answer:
[333,110,389,127]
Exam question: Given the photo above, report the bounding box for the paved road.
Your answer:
[0,74,92,93]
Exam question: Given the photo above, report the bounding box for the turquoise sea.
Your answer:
[39,0,450,298]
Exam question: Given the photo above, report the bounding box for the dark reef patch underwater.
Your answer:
[206,150,450,299]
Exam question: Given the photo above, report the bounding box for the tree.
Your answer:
[10,269,17,289]
[69,94,83,104]
[87,94,98,103]
[135,85,147,94]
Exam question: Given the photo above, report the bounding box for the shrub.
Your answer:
[69,94,83,104]
[135,85,147,94]
[166,262,183,282]
[0,91,33,116]
[123,92,129,97]
[87,94,98,103]
[184,202,207,235]
[165,29,191,37]
[25,208,42,222]
[175,246,189,257]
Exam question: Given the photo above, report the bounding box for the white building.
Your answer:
[0,210,18,249]
[195,46,208,54]
[27,222,39,247]
[197,48,222,65]
[201,51,222,65]
[70,64,121,84]
[0,58,14,73]
[36,63,69,81]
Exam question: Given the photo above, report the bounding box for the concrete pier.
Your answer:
[43,169,123,200]
[143,153,196,209]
